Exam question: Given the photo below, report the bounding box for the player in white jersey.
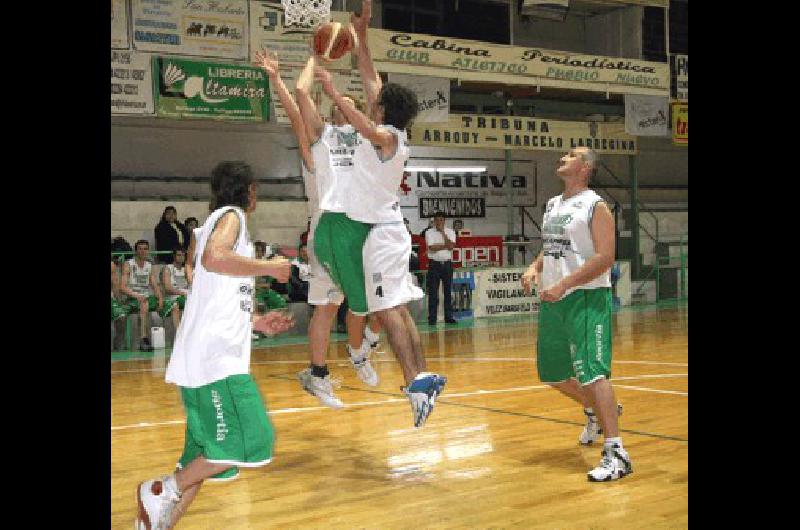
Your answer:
[313,0,447,428]
[521,147,631,482]
[120,240,163,352]
[253,49,380,409]
[161,248,192,331]
[135,161,294,530]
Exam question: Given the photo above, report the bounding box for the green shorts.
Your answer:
[178,374,274,477]
[536,287,613,386]
[255,288,288,310]
[313,212,372,315]
[159,295,186,318]
[123,295,159,314]
[111,297,127,322]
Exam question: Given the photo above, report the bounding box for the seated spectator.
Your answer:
[161,248,193,331]
[154,206,189,264]
[120,240,164,351]
[111,235,133,265]
[254,241,288,312]
[111,259,127,350]
[288,243,311,303]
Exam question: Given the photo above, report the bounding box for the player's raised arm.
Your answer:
[254,49,314,172]
[295,55,326,145]
[315,64,395,154]
[351,0,382,109]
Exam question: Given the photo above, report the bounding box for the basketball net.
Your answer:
[281,0,332,28]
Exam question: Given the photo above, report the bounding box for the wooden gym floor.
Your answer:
[111,302,688,529]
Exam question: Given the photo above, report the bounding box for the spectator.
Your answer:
[300,217,311,246]
[111,259,127,350]
[425,211,457,325]
[111,235,133,265]
[419,217,434,238]
[254,241,288,312]
[161,248,193,331]
[120,240,164,351]
[184,217,199,233]
[154,206,189,264]
[288,243,311,303]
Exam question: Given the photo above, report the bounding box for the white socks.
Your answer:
[604,437,622,449]
[348,341,369,362]
[364,326,379,345]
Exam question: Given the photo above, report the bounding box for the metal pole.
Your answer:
[630,155,640,279]
[505,94,514,265]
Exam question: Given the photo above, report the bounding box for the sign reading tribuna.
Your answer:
[408,114,638,154]
[153,57,269,122]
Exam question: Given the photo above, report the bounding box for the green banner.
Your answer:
[153,57,269,122]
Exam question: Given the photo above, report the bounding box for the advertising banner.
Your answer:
[671,102,688,145]
[408,114,637,154]
[132,0,248,60]
[153,57,269,121]
[112,0,130,49]
[369,29,670,97]
[674,54,688,101]
[624,94,669,136]
[111,50,154,115]
[473,267,540,318]
[388,73,450,123]
[414,235,504,270]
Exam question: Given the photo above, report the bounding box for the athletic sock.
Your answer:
[348,343,368,363]
[164,474,182,498]
[584,407,596,418]
[310,364,329,378]
[364,326,379,344]
[604,436,622,449]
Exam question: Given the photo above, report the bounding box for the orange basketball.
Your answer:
[313,22,356,61]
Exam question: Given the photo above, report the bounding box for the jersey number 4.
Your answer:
[375,286,384,298]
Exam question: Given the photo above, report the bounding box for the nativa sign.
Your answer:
[153,57,269,122]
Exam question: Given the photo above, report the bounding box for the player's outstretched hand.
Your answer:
[253,311,295,337]
[351,0,372,39]
[254,49,280,77]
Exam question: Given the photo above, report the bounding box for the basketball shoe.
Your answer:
[135,476,180,530]
[406,373,447,428]
[587,443,633,482]
[297,368,344,409]
[579,403,623,445]
[348,341,379,386]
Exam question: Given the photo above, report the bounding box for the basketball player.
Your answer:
[161,248,192,330]
[253,49,381,409]
[313,0,447,428]
[135,161,295,529]
[521,147,632,482]
[120,240,163,352]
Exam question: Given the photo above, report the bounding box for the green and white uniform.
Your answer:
[537,189,613,386]
[161,263,189,317]
[123,259,159,313]
[165,206,274,477]
[344,125,423,312]
[312,124,372,313]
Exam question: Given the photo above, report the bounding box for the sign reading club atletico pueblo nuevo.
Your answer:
[369,29,669,97]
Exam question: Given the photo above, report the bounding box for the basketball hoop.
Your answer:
[281,0,332,28]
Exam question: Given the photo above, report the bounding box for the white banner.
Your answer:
[131,0,248,60]
[388,73,450,123]
[400,155,537,210]
[624,94,669,136]
[674,54,688,101]
[111,0,130,49]
[111,50,154,115]
[473,268,540,318]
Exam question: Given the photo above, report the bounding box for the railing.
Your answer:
[598,161,660,246]
[632,233,688,303]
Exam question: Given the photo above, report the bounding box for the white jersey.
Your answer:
[342,126,409,224]
[541,189,611,297]
[166,206,255,388]
[312,124,358,215]
[165,264,189,292]
[126,259,153,297]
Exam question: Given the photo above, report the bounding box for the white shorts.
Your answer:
[307,214,344,306]
[363,222,424,312]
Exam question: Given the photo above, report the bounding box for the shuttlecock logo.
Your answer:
[163,62,228,103]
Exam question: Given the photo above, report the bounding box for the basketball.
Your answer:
[313,22,356,61]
